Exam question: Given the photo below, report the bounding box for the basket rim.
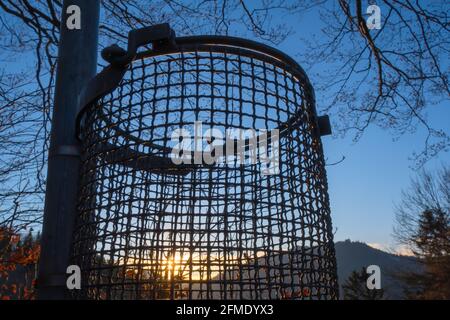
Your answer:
[76,34,319,141]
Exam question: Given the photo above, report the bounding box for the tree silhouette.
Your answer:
[394,166,450,299]
[342,267,384,300]
[301,1,449,167]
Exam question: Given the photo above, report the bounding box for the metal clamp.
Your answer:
[101,23,176,66]
[317,115,332,136]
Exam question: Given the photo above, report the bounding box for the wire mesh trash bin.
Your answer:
[71,24,338,300]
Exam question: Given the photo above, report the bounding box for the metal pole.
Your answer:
[37,0,100,299]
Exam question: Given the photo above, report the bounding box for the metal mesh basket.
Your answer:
[71,24,338,300]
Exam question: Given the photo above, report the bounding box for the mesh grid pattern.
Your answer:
[72,44,338,300]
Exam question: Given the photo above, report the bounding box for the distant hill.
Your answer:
[335,240,421,299]
[191,240,421,299]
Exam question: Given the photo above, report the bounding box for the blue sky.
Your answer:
[266,3,450,251]
[324,102,449,248]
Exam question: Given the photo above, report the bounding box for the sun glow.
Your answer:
[122,249,268,283]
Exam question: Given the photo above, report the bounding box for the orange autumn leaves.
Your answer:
[280,287,311,299]
[0,227,40,300]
